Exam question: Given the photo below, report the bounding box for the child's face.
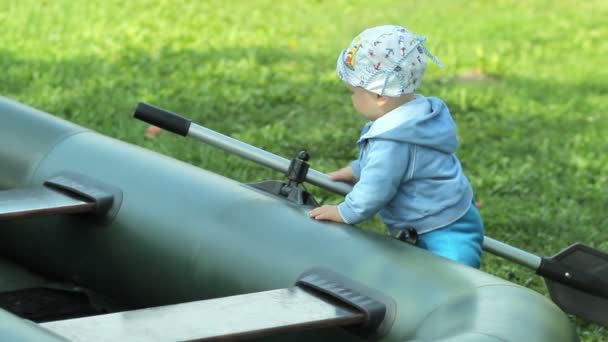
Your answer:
[347,85,382,120]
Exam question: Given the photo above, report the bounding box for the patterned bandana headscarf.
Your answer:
[336,25,443,97]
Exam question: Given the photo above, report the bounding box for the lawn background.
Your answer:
[1,0,607,340]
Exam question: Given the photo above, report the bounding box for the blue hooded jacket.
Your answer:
[337,95,473,234]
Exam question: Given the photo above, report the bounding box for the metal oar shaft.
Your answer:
[189,121,544,271]
[192,122,544,270]
[483,236,541,269]
[134,102,542,270]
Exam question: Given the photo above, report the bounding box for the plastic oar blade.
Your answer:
[544,243,608,327]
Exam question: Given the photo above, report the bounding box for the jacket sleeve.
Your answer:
[338,139,412,224]
[350,159,361,181]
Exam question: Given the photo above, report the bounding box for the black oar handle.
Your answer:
[134,102,192,136]
[538,257,608,298]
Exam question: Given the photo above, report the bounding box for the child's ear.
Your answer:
[376,94,389,107]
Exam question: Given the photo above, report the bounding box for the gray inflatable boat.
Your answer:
[0,97,582,341]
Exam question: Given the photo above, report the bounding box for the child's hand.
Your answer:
[329,166,356,184]
[309,205,344,223]
[145,125,163,139]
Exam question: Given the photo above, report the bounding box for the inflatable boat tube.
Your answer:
[0,97,579,341]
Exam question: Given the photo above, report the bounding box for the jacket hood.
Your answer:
[359,95,458,153]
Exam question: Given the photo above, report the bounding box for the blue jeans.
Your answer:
[416,203,484,268]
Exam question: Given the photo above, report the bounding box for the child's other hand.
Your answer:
[309,205,344,223]
[328,166,355,184]
[144,125,163,139]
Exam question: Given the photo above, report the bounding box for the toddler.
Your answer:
[309,25,484,268]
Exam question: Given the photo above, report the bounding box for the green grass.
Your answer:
[1,0,607,340]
